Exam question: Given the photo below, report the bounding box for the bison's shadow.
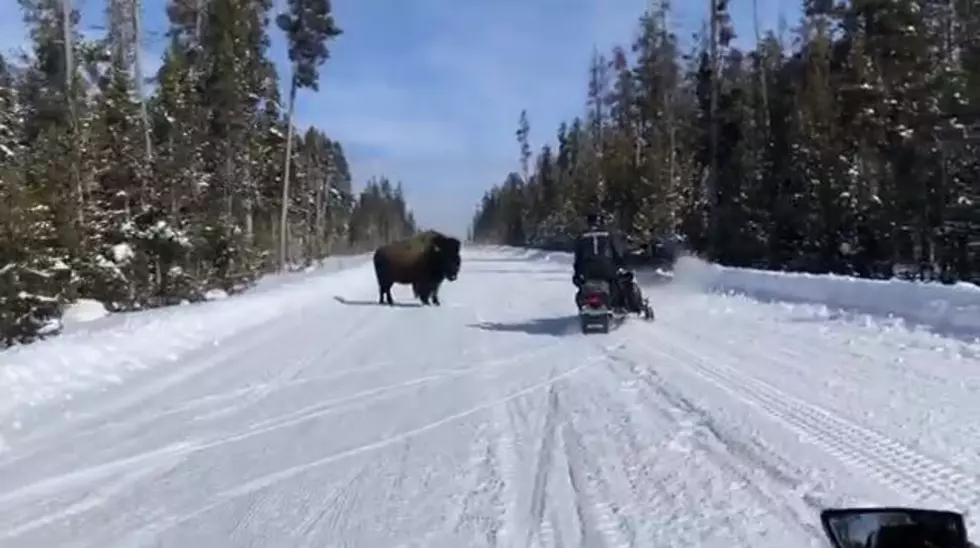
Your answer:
[333,296,423,308]
[467,315,580,336]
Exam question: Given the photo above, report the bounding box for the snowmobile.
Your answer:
[820,506,971,548]
[575,269,654,334]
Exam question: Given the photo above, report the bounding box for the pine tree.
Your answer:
[1,0,423,347]
[275,0,342,270]
[471,0,979,283]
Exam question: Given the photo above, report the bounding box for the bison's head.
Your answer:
[432,235,462,281]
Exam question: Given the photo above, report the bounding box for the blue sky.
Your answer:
[2,0,801,235]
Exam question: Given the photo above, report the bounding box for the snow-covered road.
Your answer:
[0,246,978,547]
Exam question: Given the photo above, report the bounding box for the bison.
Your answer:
[373,230,462,306]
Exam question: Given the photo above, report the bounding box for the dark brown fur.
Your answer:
[373,231,462,306]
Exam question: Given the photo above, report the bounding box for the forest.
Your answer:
[0,0,417,346]
[470,0,979,285]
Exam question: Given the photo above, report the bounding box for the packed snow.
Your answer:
[0,246,977,547]
[0,254,371,417]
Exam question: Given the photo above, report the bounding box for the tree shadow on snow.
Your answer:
[333,296,422,308]
[468,315,581,336]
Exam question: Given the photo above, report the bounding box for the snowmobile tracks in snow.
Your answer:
[103,357,612,544]
[441,422,506,547]
[507,376,635,548]
[471,308,635,548]
[10,300,396,451]
[600,352,830,544]
[634,335,980,516]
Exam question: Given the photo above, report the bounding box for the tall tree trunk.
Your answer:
[62,0,83,229]
[133,0,153,206]
[244,161,254,244]
[278,71,298,271]
[662,0,677,230]
[753,0,771,134]
[314,176,324,259]
[708,0,720,251]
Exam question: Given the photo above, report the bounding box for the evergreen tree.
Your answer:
[275,0,342,271]
[1,0,420,347]
[471,0,979,284]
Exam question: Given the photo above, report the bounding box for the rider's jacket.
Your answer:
[573,223,625,281]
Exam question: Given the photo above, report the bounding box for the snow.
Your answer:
[0,253,371,417]
[110,243,134,264]
[0,246,978,547]
[672,255,980,342]
[61,299,110,327]
[204,288,229,301]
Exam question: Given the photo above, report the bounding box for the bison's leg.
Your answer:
[373,254,393,306]
[432,281,442,306]
[377,279,395,305]
[412,282,428,305]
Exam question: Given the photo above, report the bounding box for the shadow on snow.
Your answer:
[467,315,582,336]
[333,296,423,308]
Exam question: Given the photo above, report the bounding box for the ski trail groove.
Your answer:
[489,401,519,548]
[185,339,574,455]
[601,352,828,543]
[0,342,572,528]
[112,356,609,543]
[472,306,535,548]
[680,320,980,472]
[252,302,398,397]
[637,335,980,512]
[445,423,504,547]
[0,454,180,540]
[9,302,334,447]
[523,379,560,548]
[0,440,200,510]
[558,416,632,548]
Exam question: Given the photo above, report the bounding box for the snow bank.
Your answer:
[61,299,109,326]
[673,255,980,340]
[204,288,229,301]
[486,245,980,340]
[0,254,373,416]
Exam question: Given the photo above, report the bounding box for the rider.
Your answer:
[572,210,632,310]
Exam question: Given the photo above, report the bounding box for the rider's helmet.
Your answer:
[585,210,602,227]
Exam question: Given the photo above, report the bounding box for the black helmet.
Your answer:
[585,211,601,226]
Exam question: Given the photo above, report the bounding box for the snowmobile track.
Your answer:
[112,355,610,543]
[523,379,560,548]
[558,405,633,548]
[9,300,394,454]
[443,422,505,547]
[637,335,980,516]
[598,352,829,543]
